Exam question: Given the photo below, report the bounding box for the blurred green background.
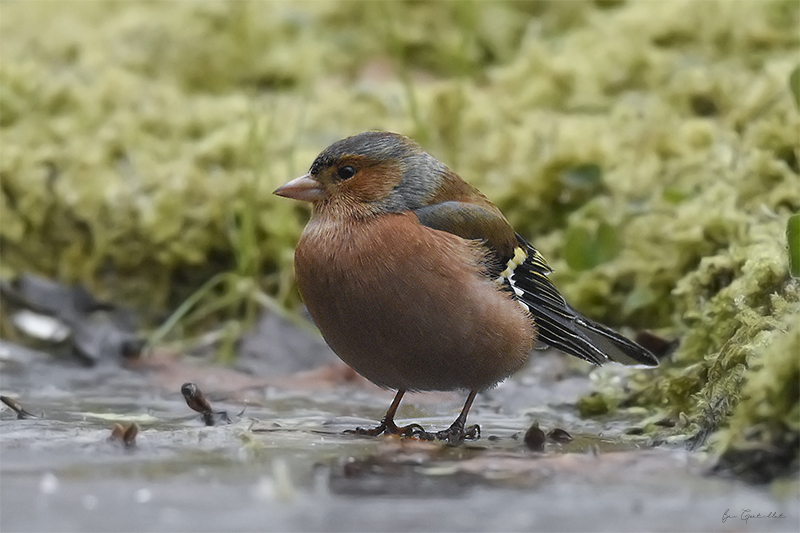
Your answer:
[1,0,798,479]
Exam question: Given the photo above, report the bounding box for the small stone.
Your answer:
[524,423,546,451]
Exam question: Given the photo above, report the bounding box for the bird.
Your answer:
[274,131,658,443]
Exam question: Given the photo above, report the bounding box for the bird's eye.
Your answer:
[337,165,356,180]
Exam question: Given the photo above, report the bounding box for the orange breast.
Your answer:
[294,211,536,391]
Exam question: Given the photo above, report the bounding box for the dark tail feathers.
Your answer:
[508,235,658,367]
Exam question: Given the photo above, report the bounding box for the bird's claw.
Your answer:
[345,416,480,444]
[345,419,426,438]
[417,423,481,444]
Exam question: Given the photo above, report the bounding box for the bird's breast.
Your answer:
[294,211,535,391]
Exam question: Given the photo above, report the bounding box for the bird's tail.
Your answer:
[501,234,658,367]
[560,306,658,366]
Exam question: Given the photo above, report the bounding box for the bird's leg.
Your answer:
[420,390,481,444]
[345,390,426,437]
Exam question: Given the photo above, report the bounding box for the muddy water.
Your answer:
[1,345,797,532]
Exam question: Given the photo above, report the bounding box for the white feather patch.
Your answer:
[495,246,527,284]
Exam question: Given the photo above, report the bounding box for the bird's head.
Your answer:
[274,131,452,215]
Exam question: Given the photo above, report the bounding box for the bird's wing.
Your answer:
[412,201,658,367]
[510,234,658,366]
[412,201,517,277]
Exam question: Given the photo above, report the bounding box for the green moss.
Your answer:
[1,0,798,479]
[577,392,613,418]
[789,214,800,277]
[711,308,800,482]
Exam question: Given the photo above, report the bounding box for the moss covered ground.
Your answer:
[1,0,798,480]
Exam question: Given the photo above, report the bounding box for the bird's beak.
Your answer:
[273,174,326,202]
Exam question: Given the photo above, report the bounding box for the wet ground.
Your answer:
[1,315,798,533]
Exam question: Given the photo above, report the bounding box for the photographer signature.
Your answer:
[722,509,786,524]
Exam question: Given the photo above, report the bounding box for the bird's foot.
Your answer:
[345,418,426,438]
[417,422,481,444]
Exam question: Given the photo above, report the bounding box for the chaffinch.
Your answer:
[274,131,657,443]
